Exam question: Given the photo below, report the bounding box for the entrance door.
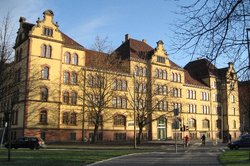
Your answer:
[158,117,166,140]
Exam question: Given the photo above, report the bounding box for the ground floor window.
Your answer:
[89,132,103,141]
[70,132,76,141]
[136,132,148,141]
[114,133,126,141]
[189,132,197,139]
[158,117,166,140]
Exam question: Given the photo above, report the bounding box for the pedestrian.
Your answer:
[201,134,206,145]
[228,134,232,143]
[184,135,189,147]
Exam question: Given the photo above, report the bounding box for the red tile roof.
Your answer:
[61,32,84,49]
[169,59,182,69]
[184,58,217,78]
[184,70,208,87]
[85,49,129,73]
[115,38,154,60]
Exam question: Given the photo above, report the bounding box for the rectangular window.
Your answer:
[157,56,165,63]
[70,132,76,141]
[114,133,126,141]
[43,27,53,37]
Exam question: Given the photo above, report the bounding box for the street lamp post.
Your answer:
[246,28,250,160]
[246,28,250,69]
[134,71,137,149]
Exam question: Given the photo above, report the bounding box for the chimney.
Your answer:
[142,39,147,43]
[19,17,26,23]
[125,34,130,41]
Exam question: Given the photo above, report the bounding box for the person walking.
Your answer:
[184,135,189,147]
[201,134,206,145]
[228,134,232,143]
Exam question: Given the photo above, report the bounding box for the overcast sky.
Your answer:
[0,0,228,68]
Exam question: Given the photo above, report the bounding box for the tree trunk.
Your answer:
[137,126,143,145]
[91,124,99,144]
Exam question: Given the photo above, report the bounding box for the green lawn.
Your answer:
[219,149,250,166]
[0,148,149,166]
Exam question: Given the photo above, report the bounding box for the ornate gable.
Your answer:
[151,40,170,66]
[29,9,63,42]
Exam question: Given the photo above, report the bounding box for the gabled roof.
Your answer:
[184,58,217,78]
[239,80,250,87]
[61,32,84,50]
[85,49,129,73]
[15,20,84,49]
[169,59,183,70]
[85,49,108,68]
[115,38,154,60]
[184,70,208,87]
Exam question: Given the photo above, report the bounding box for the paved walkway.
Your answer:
[87,141,225,166]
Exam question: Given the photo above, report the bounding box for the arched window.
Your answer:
[64,52,71,64]
[163,86,168,95]
[178,74,181,82]
[114,115,126,126]
[41,66,49,79]
[62,112,69,124]
[46,45,52,58]
[163,70,167,80]
[63,92,69,104]
[122,80,127,91]
[159,69,163,79]
[63,72,70,84]
[40,87,48,101]
[172,72,175,81]
[202,119,210,128]
[189,119,196,128]
[40,109,47,124]
[70,112,77,125]
[155,69,159,78]
[139,67,143,76]
[71,91,77,105]
[41,45,52,58]
[72,53,78,65]
[42,44,47,57]
[143,67,147,76]
[175,73,178,82]
[135,66,139,75]
[71,72,77,84]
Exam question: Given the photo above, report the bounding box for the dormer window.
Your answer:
[43,27,53,37]
[157,56,165,64]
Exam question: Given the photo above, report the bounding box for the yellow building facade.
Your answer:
[0,10,240,143]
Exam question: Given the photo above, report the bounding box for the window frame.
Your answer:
[40,109,48,124]
[40,87,48,101]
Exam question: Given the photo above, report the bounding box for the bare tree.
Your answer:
[172,0,250,73]
[0,12,13,75]
[77,36,126,143]
[127,64,173,144]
